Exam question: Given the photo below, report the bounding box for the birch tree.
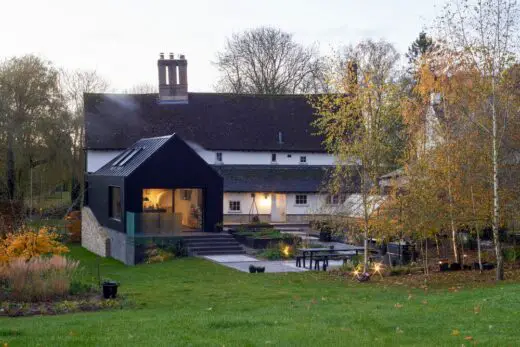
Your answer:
[436,0,520,280]
[312,40,406,271]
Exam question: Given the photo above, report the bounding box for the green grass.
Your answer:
[1,246,520,346]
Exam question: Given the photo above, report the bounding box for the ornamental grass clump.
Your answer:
[0,255,79,302]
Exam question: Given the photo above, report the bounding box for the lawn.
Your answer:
[1,246,519,346]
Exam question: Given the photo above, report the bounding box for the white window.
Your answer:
[300,156,307,164]
[326,193,346,205]
[271,153,277,162]
[216,152,223,162]
[229,201,241,212]
[295,194,308,205]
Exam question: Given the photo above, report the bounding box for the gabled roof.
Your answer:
[91,135,173,177]
[84,92,324,152]
[213,165,333,193]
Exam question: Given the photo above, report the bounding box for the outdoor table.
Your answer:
[297,245,365,269]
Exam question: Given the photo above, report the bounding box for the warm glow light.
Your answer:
[259,193,271,207]
[373,263,382,273]
[353,270,359,276]
[282,246,290,257]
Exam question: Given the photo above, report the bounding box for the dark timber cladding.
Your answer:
[87,134,223,233]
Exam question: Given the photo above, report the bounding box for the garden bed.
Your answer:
[231,229,299,249]
[0,294,126,317]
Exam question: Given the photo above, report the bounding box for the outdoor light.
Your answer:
[282,245,290,257]
[264,193,269,199]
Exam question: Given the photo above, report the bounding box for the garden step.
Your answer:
[195,250,246,256]
[189,246,244,252]
[186,241,240,247]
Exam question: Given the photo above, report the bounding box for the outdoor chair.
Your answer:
[296,256,302,267]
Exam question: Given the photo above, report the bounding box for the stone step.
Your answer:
[189,245,244,252]
[195,249,246,256]
[183,235,234,241]
[186,240,240,247]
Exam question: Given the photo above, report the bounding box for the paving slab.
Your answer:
[203,255,259,263]
[223,260,307,273]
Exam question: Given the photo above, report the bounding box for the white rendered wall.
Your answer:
[87,150,122,172]
[87,145,335,172]
[224,192,331,216]
[186,141,335,166]
[224,192,272,215]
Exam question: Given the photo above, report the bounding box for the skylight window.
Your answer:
[118,148,142,166]
[112,150,132,166]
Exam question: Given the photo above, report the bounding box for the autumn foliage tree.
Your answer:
[312,40,407,271]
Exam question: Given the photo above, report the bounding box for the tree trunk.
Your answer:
[491,80,504,280]
[470,186,483,271]
[7,131,15,200]
[447,176,459,263]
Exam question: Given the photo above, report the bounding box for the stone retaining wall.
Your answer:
[81,207,109,257]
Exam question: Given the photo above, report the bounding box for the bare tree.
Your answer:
[214,27,325,94]
[124,83,158,94]
[60,69,109,207]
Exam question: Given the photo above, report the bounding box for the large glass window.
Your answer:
[142,188,204,231]
[109,186,122,220]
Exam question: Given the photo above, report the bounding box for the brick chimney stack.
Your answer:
[158,53,188,102]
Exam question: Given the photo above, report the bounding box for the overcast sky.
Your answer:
[1,0,446,92]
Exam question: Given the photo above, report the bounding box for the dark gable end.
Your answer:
[84,93,324,152]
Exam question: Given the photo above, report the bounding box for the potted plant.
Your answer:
[249,265,257,273]
[256,266,266,273]
[102,279,119,299]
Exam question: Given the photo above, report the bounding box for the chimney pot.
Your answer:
[159,53,165,60]
[179,54,186,60]
[169,52,174,60]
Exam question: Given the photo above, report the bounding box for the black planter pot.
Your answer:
[102,282,119,299]
[249,265,257,273]
[256,266,265,273]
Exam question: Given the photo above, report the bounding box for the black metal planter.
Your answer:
[102,281,119,299]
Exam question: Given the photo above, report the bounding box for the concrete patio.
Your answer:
[203,254,308,273]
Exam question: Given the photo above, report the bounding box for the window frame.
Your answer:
[326,193,347,205]
[228,200,241,213]
[216,152,223,162]
[108,186,122,221]
[295,194,308,206]
[271,153,277,163]
[299,155,307,164]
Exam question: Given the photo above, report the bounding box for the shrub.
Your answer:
[503,247,520,262]
[259,247,283,260]
[145,247,174,264]
[259,243,293,260]
[0,255,79,302]
[0,226,69,263]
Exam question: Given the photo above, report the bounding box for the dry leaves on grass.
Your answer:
[394,303,403,309]
[451,329,460,336]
